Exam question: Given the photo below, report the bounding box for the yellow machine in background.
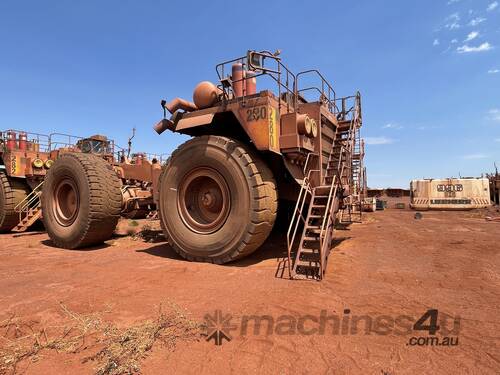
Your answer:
[410,178,491,210]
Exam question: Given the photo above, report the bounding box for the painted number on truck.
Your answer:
[246,106,267,122]
[10,155,18,175]
[269,107,278,151]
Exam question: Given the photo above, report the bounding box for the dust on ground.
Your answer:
[1,210,499,374]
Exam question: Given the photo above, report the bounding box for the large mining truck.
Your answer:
[0,130,161,243]
[23,50,366,279]
[153,50,366,279]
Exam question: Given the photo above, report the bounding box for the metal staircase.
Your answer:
[287,137,351,280]
[12,181,43,232]
[286,93,363,280]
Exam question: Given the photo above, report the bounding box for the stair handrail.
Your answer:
[15,180,44,214]
[317,113,356,273]
[319,160,346,276]
[319,147,345,241]
[287,153,319,277]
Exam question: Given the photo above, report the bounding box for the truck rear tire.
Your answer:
[41,153,122,249]
[158,135,278,264]
[0,172,30,232]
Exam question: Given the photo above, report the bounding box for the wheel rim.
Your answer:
[52,179,79,226]
[178,167,230,234]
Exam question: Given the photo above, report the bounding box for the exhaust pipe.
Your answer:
[153,119,174,135]
[154,110,184,135]
[163,97,197,114]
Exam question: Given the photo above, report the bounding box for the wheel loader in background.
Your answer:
[0,130,162,243]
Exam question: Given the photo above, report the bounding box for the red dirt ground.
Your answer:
[1,208,499,374]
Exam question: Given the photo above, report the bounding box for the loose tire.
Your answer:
[0,172,30,232]
[158,135,278,264]
[41,153,122,249]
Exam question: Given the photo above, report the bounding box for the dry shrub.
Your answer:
[0,302,203,375]
[85,303,202,375]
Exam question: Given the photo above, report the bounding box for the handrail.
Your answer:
[286,151,321,277]
[15,180,44,213]
[14,180,43,229]
[335,91,362,123]
[215,51,297,113]
[1,130,51,152]
[319,147,345,239]
[316,106,359,274]
[295,69,338,114]
[287,169,317,278]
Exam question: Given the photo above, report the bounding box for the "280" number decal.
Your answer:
[246,106,268,122]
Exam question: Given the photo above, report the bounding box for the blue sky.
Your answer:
[1,0,499,188]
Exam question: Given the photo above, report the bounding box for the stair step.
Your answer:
[306,228,322,234]
[308,215,323,219]
[303,236,320,241]
[298,253,321,263]
[294,264,320,278]
[314,186,332,194]
[313,194,328,199]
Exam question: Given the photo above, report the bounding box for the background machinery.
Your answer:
[0,131,162,242]
[153,50,366,280]
[410,177,491,210]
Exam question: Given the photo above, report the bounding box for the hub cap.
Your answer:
[178,167,230,234]
[53,179,79,226]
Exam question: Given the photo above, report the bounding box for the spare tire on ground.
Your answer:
[158,135,278,264]
[41,153,122,249]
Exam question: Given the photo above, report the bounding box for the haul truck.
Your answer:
[39,50,366,280]
[0,130,161,242]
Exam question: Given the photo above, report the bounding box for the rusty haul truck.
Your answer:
[151,50,366,279]
[38,50,366,280]
[0,130,161,240]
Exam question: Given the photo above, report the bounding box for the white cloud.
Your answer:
[469,17,486,26]
[433,39,440,46]
[382,123,403,130]
[488,109,500,121]
[488,68,499,74]
[448,0,460,4]
[365,137,395,145]
[463,153,488,159]
[445,13,461,29]
[457,42,493,53]
[464,31,479,42]
[487,1,498,11]
[451,39,458,43]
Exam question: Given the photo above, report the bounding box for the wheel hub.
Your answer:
[178,167,230,234]
[52,179,79,226]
